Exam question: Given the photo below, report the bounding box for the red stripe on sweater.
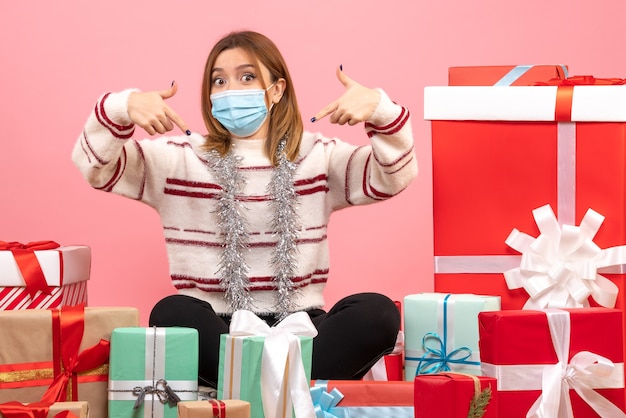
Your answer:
[166,234,328,249]
[166,178,222,190]
[95,93,134,139]
[387,154,415,175]
[98,93,134,131]
[365,107,407,131]
[361,155,389,200]
[132,140,147,200]
[374,145,415,168]
[81,130,108,165]
[95,148,125,192]
[366,107,410,138]
[344,146,363,205]
[164,188,221,199]
[295,174,327,186]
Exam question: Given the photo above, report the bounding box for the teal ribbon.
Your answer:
[405,294,480,375]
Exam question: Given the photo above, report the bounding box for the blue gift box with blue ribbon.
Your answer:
[404,293,500,380]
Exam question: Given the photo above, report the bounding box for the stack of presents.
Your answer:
[4,64,626,417]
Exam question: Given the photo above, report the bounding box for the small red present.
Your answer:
[448,64,568,86]
[414,373,497,418]
[479,308,625,417]
[311,380,413,417]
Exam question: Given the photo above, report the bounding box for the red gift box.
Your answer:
[0,242,90,310]
[414,373,497,418]
[426,82,626,311]
[479,308,625,417]
[448,64,568,86]
[310,380,413,416]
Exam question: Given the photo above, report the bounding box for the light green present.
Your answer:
[108,327,199,418]
[404,293,500,380]
[217,310,316,418]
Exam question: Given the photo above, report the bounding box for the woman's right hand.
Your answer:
[127,81,190,136]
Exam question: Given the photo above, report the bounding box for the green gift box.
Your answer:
[108,327,199,418]
[404,293,500,379]
[217,311,316,418]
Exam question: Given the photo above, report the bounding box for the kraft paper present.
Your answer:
[403,293,500,380]
[108,327,199,418]
[47,402,89,418]
[0,243,90,310]
[0,401,89,418]
[448,64,568,86]
[414,373,497,418]
[178,400,250,418]
[479,308,625,417]
[217,310,315,418]
[0,306,139,418]
[310,380,414,417]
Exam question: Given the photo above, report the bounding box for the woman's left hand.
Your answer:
[311,66,381,126]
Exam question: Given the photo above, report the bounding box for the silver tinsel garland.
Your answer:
[207,148,253,312]
[206,137,300,319]
[267,138,301,320]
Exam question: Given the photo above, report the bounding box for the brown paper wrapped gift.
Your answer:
[178,400,250,418]
[0,305,139,418]
[0,401,88,418]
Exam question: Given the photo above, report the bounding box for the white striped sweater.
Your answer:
[72,88,417,315]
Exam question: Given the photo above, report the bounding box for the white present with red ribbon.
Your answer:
[0,241,90,309]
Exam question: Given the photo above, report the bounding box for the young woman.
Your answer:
[72,30,417,387]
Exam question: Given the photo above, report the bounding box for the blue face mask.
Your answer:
[210,85,273,137]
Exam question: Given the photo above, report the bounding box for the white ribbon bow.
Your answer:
[504,204,625,309]
[526,309,626,418]
[230,310,318,418]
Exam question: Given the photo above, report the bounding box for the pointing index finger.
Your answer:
[165,108,191,135]
[310,101,338,123]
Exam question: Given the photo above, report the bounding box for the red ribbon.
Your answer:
[209,400,226,417]
[0,401,79,418]
[39,304,110,404]
[0,241,61,298]
[533,76,626,122]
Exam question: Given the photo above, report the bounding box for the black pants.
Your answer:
[149,292,400,387]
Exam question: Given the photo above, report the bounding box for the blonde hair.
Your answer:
[201,31,303,165]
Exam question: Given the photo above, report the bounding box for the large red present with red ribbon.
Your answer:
[425,77,626,311]
[0,242,90,310]
[478,308,626,417]
[414,373,497,418]
[0,305,139,418]
[0,401,88,418]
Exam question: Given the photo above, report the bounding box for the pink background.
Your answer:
[1,1,625,324]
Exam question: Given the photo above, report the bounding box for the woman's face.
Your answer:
[210,47,272,93]
[210,47,282,139]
